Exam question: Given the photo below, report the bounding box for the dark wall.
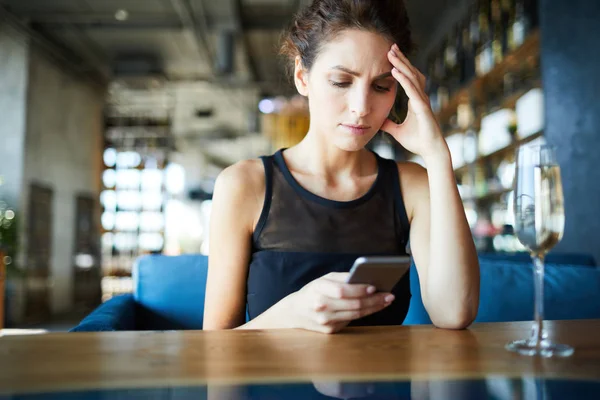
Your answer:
[540,0,600,261]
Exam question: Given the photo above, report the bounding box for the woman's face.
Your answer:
[299,29,398,152]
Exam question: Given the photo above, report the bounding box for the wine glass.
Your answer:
[505,144,574,357]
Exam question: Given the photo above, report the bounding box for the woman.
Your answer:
[203,0,480,334]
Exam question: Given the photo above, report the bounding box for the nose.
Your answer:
[349,86,371,119]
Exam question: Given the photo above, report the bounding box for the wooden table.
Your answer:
[1,320,600,396]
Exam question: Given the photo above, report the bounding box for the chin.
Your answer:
[332,130,378,152]
[335,143,363,152]
[333,136,373,152]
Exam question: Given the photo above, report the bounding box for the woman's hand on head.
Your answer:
[381,44,449,164]
[281,272,395,334]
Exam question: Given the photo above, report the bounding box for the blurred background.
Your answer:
[0,0,598,330]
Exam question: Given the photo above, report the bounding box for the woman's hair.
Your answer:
[280,0,415,74]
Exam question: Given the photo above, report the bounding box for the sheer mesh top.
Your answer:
[246,148,412,326]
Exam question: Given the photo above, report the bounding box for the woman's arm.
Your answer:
[203,159,268,330]
[401,153,480,329]
[382,43,480,329]
[204,160,330,331]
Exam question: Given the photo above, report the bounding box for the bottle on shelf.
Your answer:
[444,25,462,94]
[476,0,494,76]
[500,0,514,49]
[426,61,441,113]
[434,51,450,111]
[505,0,517,51]
[511,0,531,50]
[463,127,479,166]
[491,0,505,66]
[469,1,481,53]
[457,101,474,131]
[461,19,476,84]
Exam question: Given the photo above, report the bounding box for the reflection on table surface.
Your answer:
[2,321,600,398]
[1,377,598,400]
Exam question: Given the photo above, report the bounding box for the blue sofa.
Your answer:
[71,253,600,332]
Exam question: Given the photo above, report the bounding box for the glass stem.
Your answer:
[532,254,546,345]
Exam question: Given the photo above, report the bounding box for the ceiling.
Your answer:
[0,0,459,162]
[0,0,454,95]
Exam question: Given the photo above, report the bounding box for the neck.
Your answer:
[287,128,375,179]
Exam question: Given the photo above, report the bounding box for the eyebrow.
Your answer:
[330,66,393,80]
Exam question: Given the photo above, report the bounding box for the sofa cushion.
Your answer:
[403,260,600,325]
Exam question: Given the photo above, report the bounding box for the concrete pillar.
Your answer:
[0,23,29,207]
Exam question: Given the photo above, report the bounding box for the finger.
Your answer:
[321,300,394,324]
[388,47,425,94]
[338,293,394,311]
[381,118,401,134]
[315,274,376,298]
[391,44,424,80]
[389,47,419,81]
[322,272,350,282]
[381,118,411,145]
[313,322,346,334]
[391,44,427,90]
[389,62,427,104]
[392,44,413,67]
[313,293,393,313]
[313,280,375,299]
[388,50,423,96]
[391,68,429,111]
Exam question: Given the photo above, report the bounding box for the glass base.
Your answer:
[506,339,574,357]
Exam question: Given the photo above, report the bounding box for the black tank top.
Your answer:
[247,148,411,326]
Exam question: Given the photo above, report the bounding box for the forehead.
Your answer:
[315,29,393,73]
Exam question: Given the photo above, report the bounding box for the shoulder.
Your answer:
[394,161,428,187]
[212,158,266,228]
[393,161,430,221]
[215,158,265,193]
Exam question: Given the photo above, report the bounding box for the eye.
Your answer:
[330,81,350,88]
[374,84,392,93]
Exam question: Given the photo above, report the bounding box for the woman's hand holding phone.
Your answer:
[281,272,395,334]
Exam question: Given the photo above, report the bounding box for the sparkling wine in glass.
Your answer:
[505,144,574,357]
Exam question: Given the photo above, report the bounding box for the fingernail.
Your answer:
[367,286,376,294]
[385,294,395,303]
[393,44,400,51]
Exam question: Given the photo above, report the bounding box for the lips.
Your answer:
[341,123,371,135]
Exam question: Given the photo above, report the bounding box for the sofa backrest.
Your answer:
[133,254,208,330]
[403,260,600,325]
[133,254,600,329]
[478,252,596,267]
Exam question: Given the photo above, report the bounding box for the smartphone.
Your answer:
[346,256,411,293]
